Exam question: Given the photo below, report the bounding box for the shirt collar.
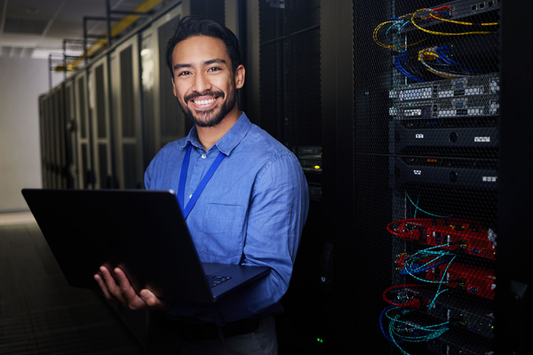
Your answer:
[180,112,251,156]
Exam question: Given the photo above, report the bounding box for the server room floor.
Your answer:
[0,216,144,355]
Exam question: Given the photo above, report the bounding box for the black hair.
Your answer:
[166,15,242,78]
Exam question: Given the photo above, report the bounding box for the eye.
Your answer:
[208,67,221,73]
[178,70,191,77]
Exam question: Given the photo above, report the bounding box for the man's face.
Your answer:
[171,35,244,127]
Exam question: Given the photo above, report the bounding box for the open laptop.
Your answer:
[21,188,269,303]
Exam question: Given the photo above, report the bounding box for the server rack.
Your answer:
[74,70,94,189]
[110,35,144,189]
[323,0,529,354]
[37,0,531,353]
[249,1,327,353]
[40,84,69,190]
[64,78,78,189]
[140,5,186,170]
[88,56,114,189]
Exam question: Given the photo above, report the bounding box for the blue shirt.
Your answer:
[144,112,309,324]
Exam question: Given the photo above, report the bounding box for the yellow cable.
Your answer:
[429,13,498,26]
[373,20,427,51]
[411,9,494,35]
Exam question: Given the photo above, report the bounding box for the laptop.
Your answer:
[21,188,270,303]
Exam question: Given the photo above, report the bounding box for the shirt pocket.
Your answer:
[199,203,245,258]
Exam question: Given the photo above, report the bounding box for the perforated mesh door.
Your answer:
[259,0,322,201]
[354,0,499,353]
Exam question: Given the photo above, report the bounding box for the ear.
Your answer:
[171,76,178,97]
[234,65,245,89]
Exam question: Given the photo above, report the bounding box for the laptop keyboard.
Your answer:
[206,275,232,288]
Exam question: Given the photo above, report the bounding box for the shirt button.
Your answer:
[201,154,207,159]
[189,194,193,199]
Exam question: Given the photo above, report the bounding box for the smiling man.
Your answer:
[94,16,309,354]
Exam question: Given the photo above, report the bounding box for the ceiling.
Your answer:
[0,0,170,60]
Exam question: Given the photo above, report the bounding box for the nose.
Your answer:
[192,71,211,94]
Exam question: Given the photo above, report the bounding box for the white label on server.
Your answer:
[482,176,497,182]
[474,137,491,142]
[413,170,422,175]
[415,134,424,139]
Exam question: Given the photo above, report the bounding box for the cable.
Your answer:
[373,20,427,51]
[379,306,405,343]
[384,307,449,354]
[394,52,426,82]
[410,8,497,36]
[399,259,447,275]
[418,47,466,79]
[402,245,458,309]
[383,284,429,308]
[429,12,498,27]
[418,46,486,78]
[435,45,487,74]
[406,192,453,218]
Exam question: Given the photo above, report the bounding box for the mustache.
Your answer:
[184,90,225,102]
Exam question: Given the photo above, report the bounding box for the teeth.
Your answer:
[194,98,215,105]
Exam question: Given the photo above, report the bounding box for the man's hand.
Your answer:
[94,266,171,311]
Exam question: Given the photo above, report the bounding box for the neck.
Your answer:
[196,106,241,151]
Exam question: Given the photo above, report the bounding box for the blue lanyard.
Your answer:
[178,144,226,219]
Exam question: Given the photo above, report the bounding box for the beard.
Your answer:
[177,85,237,128]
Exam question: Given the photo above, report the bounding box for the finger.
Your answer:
[140,289,171,311]
[113,268,145,310]
[99,266,126,304]
[94,273,114,300]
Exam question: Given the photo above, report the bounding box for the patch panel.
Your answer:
[393,257,496,299]
[388,218,496,261]
[470,0,499,13]
[423,261,496,300]
[428,0,500,23]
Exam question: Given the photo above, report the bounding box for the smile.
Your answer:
[193,98,216,106]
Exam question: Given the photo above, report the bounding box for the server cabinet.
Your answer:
[140,4,187,169]
[38,93,51,189]
[110,35,144,189]
[248,1,326,353]
[50,84,68,189]
[325,0,526,354]
[256,0,322,202]
[88,57,114,189]
[74,70,94,189]
[64,79,78,189]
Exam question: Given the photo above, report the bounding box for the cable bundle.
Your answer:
[373,7,498,82]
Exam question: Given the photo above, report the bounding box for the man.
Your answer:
[94,16,309,354]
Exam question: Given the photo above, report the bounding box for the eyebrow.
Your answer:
[173,58,227,71]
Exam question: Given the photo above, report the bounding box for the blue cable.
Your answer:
[406,192,453,218]
[394,52,426,82]
[379,306,404,343]
[386,307,449,354]
[402,245,458,309]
